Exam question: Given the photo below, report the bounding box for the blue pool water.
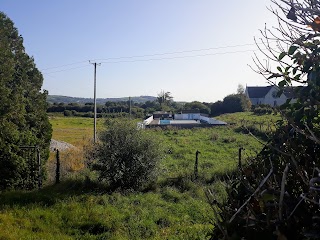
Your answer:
[160,120,170,125]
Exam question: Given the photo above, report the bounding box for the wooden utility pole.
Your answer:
[90,61,101,143]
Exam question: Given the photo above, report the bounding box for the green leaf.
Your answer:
[288,45,299,55]
[277,66,282,72]
[278,80,286,88]
[278,52,286,60]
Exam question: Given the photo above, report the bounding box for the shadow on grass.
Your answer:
[0,178,110,207]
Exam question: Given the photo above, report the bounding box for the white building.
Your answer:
[140,110,227,128]
[245,85,294,106]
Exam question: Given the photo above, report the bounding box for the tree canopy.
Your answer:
[157,91,173,111]
[183,101,211,114]
[0,12,52,190]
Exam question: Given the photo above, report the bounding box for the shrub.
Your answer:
[63,110,73,116]
[91,119,164,190]
[252,104,273,115]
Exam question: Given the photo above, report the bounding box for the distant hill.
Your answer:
[47,95,157,104]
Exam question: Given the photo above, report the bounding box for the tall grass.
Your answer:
[0,113,273,239]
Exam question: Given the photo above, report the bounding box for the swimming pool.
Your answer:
[160,120,170,125]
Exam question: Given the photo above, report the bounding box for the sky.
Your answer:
[1,0,279,102]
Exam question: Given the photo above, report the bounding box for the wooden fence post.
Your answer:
[194,150,201,180]
[238,147,244,170]
[55,149,60,184]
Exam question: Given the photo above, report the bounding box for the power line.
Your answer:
[40,41,274,72]
[94,43,260,61]
[42,64,90,75]
[41,60,88,71]
[42,49,260,74]
[100,49,260,64]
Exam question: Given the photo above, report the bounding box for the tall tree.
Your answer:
[0,12,52,190]
[157,90,173,111]
[237,84,245,95]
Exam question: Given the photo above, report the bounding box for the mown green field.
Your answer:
[0,112,279,239]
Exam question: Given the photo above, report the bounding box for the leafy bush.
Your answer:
[91,119,164,190]
[63,110,73,116]
[252,104,273,115]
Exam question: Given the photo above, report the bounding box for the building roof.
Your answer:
[246,86,273,98]
[247,85,306,99]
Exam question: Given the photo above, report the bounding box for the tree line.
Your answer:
[47,88,252,118]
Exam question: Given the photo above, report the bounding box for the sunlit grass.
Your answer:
[0,112,276,239]
[49,116,104,147]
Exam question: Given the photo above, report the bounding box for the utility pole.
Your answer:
[90,61,101,143]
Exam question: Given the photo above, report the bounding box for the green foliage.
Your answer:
[183,101,211,115]
[0,12,52,190]
[211,94,251,116]
[0,112,274,238]
[211,1,320,239]
[252,104,274,115]
[157,91,173,111]
[49,101,146,119]
[91,119,164,190]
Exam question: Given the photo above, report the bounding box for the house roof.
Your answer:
[246,86,273,98]
[247,85,306,99]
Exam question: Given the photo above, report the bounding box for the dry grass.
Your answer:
[47,117,104,183]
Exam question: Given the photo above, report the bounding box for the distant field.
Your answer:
[216,112,281,126]
[49,116,105,146]
[0,112,277,239]
[48,113,275,181]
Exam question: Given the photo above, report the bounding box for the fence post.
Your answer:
[238,147,244,169]
[194,150,201,180]
[55,149,60,184]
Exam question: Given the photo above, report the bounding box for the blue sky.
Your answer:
[2,0,278,102]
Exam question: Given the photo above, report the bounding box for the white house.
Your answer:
[245,85,294,106]
[140,110,227,128]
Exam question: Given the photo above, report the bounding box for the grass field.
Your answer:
[49,116,104,146]
[0,112,278,239]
